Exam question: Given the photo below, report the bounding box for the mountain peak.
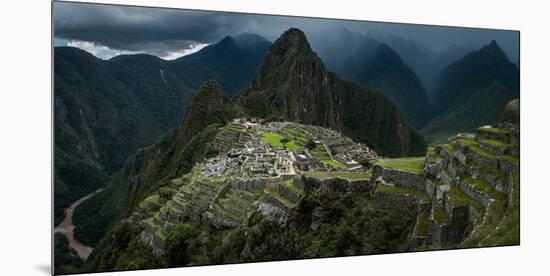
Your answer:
[479,39,508,61]
[250,28,323,90]
[272,28,313,53]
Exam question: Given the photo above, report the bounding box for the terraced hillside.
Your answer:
[128,119,378,255]
[372,122,519,249]
[84,117,519,271]
[134,119,518,256]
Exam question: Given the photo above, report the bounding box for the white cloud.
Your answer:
[67,40,138,59]
[161,43,209,60]
[66,40,209,60]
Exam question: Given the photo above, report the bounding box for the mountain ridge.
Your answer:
[422,40,519,143]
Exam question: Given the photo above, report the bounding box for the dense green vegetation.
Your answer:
[83,221,163,272]
[54,146,108,226]
[84,192,414,271]
[54,233,83,275]
[54,46,195,224]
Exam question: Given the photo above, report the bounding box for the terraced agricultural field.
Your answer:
[375,157,425,174]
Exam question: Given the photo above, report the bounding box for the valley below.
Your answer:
[54,189,102,260]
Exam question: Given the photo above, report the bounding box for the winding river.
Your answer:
[54,189,103,260]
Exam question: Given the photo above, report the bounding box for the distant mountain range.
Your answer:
[422,40,520,143]
[169,33,271,96]
[309,28,430,128]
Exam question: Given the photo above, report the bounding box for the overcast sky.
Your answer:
[53,1,519,61]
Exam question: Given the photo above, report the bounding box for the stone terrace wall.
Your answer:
[372,166,426,191]
[258,194,292,226]
[301,175,375,194]
[372,191,420,216]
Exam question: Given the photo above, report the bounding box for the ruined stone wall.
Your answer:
[258,194,292,226]
[230,177,276,192]
[301,175,374,194]
[372,166,426,191]
[372,191,420,216]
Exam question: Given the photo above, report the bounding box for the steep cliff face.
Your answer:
[241,28,343,130]
[239,28,425,157]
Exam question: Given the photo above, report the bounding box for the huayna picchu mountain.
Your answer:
[422,41,519,144]
[238,28,426,157]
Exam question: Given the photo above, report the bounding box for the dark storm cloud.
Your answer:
[53,2,254,56]
[53,1,519,62]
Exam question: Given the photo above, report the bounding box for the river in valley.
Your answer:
[54,189,102,260]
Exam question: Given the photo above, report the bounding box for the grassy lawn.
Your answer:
[305,171,372,180]
[322,159,346,169]
[260,132,303,150]
[374,157,425,174]
[478,127,510,135]
[260,133,286,148]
